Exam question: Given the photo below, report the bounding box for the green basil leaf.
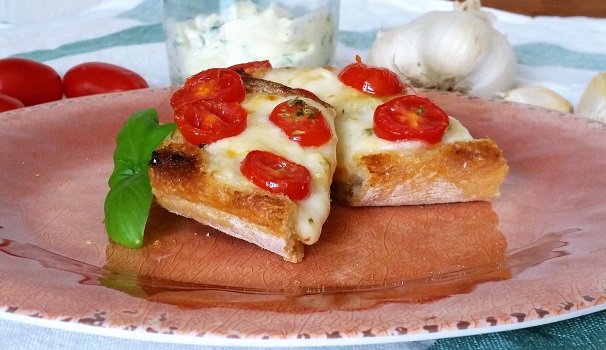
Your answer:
[104,171,152,248]
[104,108,176,248]
[107,158,138,189]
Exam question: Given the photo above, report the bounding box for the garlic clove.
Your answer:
[498,86,573,113]
[575,72,606,123]
[454,0,482,11]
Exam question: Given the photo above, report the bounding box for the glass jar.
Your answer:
[162,0,340,85]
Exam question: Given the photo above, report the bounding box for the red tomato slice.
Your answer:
[269,98,332,147]
[338,55,407,96]
[373,95,450,144]
[227,60,272,75]
[63,62,148,98]
[174,100,247,145]
[170,68,245,109]
[240,150,311,200]
[0,93,25,112]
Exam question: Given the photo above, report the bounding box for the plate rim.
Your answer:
[2,304,606,347]
[2,88,606,345]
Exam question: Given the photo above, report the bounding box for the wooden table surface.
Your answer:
[476,0,606,18]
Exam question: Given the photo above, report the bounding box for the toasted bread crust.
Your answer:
[331,138,508,206]
[258,66,508,207]
[149,141,304,262]
[147,73,341,263]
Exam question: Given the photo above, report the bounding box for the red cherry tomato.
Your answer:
[240,150,311,201]
[0,93,25,112]
[338,55,407,97]
[63,62,148,98]
[0,58,63,106]
[174,100,247,146]
[374,95,450,144]
[170,68,245,109]
[269,98,332,147]
[227,60,272,75]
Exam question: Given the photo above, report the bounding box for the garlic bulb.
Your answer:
[367,0,516,98]
[499,86,573,113]
[575,72,606,122]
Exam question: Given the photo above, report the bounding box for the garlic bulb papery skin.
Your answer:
[499,86,573,113]
[575,72,606,123]
[367,8,517,98]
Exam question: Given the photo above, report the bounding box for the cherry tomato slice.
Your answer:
[63,62,148,98]
[0,93,25,112]
[338,55,407,97]
[240,150,311,201]
[373,95,449,144]
[170,68,245,109]
[174,100,247,146]
[0,58,63,106]
[269,98,332,147]
[227,60,272,75]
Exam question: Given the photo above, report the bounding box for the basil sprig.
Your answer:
[104,108,176,248]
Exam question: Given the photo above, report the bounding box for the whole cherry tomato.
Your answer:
[170,68,245,109]
[338,55,407,97]
[269,97,332,147]
[0,93,25,112]
[174,100,248,146]
[373,95,450,144]
[0,58,63,106]
[63,62,148,98]
[240,150,311,201]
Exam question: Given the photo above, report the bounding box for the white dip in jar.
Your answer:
[163,0,339,85]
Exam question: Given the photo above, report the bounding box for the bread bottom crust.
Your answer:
[152,193,304,263]
[332,138,508,206]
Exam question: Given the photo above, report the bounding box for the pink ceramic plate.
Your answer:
[1,88,606,346]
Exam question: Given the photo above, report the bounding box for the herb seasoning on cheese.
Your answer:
[165,0,337,85]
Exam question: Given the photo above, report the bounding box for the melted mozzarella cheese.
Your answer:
[263,67,473,174]
[201,94,337,245]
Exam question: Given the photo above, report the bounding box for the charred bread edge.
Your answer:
[332,138,509,206]
[149,141,304,263]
